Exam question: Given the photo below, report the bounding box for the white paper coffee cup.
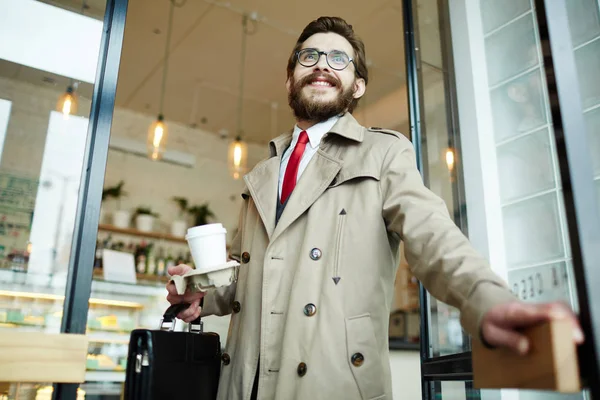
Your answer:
[185,223,227,271]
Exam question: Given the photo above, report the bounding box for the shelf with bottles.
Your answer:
[94,230,194,280]
[92,268,169,284]
[98,223,187,243]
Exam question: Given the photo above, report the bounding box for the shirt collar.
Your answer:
[292,116,340,150]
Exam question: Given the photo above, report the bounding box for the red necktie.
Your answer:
[281,130,309,204]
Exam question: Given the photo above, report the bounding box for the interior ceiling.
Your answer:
[117,0,407,144]
[3,0,442,145]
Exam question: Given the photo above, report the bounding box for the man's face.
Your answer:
[287,32,366,122]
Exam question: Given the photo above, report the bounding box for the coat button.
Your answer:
[351,353,364,367]
[297,362,307,377]
[222,353,231,365]
[303,303,317,317]
[232,301,241,313]
[241,252,250,263]
[309,248,322,260]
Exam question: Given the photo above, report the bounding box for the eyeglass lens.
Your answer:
[298,49,350,70]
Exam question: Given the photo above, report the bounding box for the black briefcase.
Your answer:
[124,302,221,400]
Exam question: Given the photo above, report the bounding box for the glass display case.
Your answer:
[0,257,231,398]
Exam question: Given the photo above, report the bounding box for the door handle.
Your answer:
[472,319,581,392]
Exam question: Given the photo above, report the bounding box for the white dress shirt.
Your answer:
[278,116,340,199]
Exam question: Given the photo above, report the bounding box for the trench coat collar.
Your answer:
[243,113,364,240]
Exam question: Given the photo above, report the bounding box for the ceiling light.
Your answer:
[56,85,78,119]
[445,148,455,171]
[228,136,248,180]
[147,114,168,161]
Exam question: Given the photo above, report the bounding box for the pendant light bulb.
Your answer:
[445,148,455,171]
[147,114,168,161]
[56,85,78,119]
[228,136,248,180]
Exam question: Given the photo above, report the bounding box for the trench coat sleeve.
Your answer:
[200,201,245,317]
[380,136,518,340]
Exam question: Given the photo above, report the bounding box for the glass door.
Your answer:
[0,0,127,399]
[404,0,600,398]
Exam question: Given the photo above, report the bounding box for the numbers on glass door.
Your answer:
[510,267,563,301]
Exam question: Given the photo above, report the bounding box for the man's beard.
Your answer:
[288,72,356,122]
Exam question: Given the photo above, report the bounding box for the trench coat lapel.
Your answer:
[243,133,292,240]
[243,113,364,242]
[271,148,342,242]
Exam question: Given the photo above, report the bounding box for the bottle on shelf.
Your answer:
[156,247,166,276]
[93,239,103,270]
[176,252,185,266]
[102,234,113,252]
[145,243,156,275]
[165,251,175,275]
[135,241,147,274]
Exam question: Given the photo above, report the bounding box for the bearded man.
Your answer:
[167,16,583,400]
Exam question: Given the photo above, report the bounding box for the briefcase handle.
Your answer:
[159,298,204,334]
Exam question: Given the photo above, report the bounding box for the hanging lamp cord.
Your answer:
[236,15,249,139]
[158,0,186,115]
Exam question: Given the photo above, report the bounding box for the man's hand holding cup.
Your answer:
[166,264,205,323]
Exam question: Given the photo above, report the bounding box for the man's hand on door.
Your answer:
[480,301,584,355]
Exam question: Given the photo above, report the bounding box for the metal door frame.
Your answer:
[51,0,129,398]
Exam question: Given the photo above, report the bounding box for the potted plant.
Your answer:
[188,203,215,226]
[133,206,159,232]
[102,181,129,228]
[171,196,189,237]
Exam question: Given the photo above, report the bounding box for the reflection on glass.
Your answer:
[421,63,455,215]
[485,13,538,86]
[508,262,571,305]
[416,0,443,69]
[566,0,600,269]
[574,39,600,110]
[418,40,465,357]
[565,0,600,47]
[585,108,600,176]
[502,193,565,268]
[479,0,531,34]
[497,128,556,203]
[429,297,465,357]
[596,180,600,214]
[490,70,547,143]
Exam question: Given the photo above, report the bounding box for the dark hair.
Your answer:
[286,17,369,111]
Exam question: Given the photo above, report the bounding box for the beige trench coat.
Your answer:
[201,113,517,400]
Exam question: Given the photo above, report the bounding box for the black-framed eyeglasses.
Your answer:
[296,48,360,76]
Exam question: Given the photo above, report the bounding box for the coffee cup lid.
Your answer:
[186,223,226,239]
